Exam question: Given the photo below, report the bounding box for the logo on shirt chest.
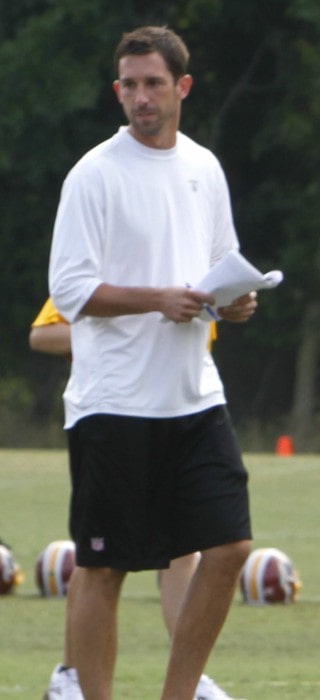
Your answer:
[189,180,199,192]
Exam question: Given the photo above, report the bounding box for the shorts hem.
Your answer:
[76,553,170,572]
[75,530,252,572]
[170,531,253,561]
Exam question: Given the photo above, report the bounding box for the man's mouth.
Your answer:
[134,110,156,118]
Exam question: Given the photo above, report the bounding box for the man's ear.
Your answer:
[113,80,121,101]
[177,74,193,100]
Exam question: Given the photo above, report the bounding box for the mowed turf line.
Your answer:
[0,449,319,699]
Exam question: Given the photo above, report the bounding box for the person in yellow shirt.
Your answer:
[30,298,70,356]
[30,300,224,700]
[30,296,217,355]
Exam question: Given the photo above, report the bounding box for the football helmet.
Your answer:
[35,540,75,597]
[0,542,24,595]
[240,547,302,605]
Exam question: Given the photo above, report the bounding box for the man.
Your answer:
[30,301,229,700]
[48,26,256,700]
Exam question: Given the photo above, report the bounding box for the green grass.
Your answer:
[0,450,319,699]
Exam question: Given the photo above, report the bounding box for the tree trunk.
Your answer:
[290,301,320,452]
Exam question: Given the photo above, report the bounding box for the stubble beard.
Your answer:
[130,112,163,137]
[129,102,177,139]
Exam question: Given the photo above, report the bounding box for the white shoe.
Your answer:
[195,674,247,700]
[43,664,84,700]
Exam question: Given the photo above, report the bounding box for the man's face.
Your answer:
[113,51,192,147]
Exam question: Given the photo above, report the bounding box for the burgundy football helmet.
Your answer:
[0,543,24,595]
[35,540,75,597]
[240,547,302,604]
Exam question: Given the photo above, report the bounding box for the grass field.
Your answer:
[0,449,319,699]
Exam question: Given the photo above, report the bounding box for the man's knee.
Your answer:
[201,540,251,576]
[72,565,126,598]
[229,539,252,569]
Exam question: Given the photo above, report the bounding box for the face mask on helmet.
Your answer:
[240,547,302,605]
[35,540,75,597]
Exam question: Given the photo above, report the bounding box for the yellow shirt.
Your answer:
[31,297,67,327]
[208,320,217,348]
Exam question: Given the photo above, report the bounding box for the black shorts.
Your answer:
[67,406,251,571]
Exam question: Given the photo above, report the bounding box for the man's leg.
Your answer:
[65,565,126,700]
[51,555,198,691]
[160,540,251,700]
[159,553,200,637]
[51,554,199,700]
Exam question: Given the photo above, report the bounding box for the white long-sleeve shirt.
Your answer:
[49,127,239,427]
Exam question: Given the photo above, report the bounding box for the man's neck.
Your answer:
[127,125,177,150]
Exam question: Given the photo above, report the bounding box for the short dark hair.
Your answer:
[114,26,190,82]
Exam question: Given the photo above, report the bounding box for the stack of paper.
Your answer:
[195,249,283,321]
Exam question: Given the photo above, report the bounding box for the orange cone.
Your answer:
[276,435,295,455]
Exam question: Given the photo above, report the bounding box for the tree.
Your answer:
[172,0,320,449]
[0,0,320,448]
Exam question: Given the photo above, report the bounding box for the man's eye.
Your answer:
[148,79,163,87]
[122,80,135,89]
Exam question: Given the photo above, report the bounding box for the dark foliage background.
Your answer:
[1,0,320,450]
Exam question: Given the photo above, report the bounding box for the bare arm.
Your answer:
[81,283,216,324]
[29,323,71,356]
[81,284,257,324]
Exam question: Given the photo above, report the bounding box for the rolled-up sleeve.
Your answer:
[49,164,105,323]
[209,161,239,266]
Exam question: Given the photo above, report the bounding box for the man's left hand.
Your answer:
[218,291,257,323]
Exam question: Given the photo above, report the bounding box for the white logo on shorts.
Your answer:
[91,537,105,552]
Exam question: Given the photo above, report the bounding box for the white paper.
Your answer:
[195,249,283,321]
[161,249,283,323]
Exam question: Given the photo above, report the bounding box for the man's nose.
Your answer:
[134,84,149,104]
